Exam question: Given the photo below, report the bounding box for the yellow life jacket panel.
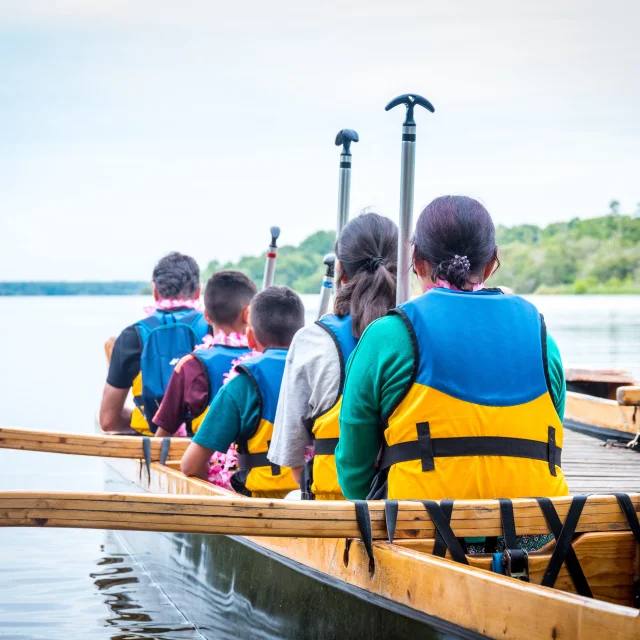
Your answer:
[380,288,569,501]
[305,314,357,500]
[232,349,298,498]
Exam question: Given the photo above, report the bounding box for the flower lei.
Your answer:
[207,348,259,488]
[197,329,248,350]
[427,279,485,292]
[143,297,202,317]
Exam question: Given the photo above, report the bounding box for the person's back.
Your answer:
[154,271,257,437]
[100,252,208,436]
[268,212,398,500]
[180,286,306,499]
[336,195,569,502]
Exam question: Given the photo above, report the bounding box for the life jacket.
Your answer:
[303,314,357,500]
[231,349,298,498]
[130,309,210,435]
[378,288,569,501]
[189,344,252,434]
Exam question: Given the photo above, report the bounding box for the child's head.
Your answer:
[204,270,258,334]
[247,286,305,351]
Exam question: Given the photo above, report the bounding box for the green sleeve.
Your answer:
[546,332,566,421]
[336,315,414,500]
[193,374,260,452]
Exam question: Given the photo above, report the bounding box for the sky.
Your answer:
[1,1,638,281]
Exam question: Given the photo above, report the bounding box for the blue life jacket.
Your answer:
[232,349,298,497]
[189,344,252,434]
[305,314,358,499]
[134,309,210,432]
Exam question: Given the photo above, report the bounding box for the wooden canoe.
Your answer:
[95,454,640,639]
[565,368,640,442]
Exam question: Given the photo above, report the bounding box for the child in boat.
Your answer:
[181,286,305,498]
[153,271,256,438]
[267,213,398,500]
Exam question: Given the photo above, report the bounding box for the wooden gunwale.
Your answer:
[103,457,640,640]
[565,392,637,437]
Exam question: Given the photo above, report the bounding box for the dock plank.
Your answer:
[563,429,640,494]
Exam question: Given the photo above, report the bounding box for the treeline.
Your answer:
[0,282,148,296]
[496,215,640,294]
[203,231,335,293]
[205,214,640,295]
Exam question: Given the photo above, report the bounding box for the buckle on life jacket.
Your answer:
[502,548,529,582]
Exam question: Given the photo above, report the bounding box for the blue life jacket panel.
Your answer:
[136,309,209,431]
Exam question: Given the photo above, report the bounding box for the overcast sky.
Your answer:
[1,1,638,281]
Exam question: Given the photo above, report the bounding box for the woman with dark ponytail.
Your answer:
[336,196,569,511]
[268,213,398,500]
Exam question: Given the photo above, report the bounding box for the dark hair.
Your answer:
[412,196,499,291]
[152,252,201,299]
[334,213,398,338]
[250,286,305,348]
[204,270,257,327]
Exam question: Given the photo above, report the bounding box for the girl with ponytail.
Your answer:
[268,213,398,500]
[336,196,569,523]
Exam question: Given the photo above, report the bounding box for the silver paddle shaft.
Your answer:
[316,273,335,319]
[262,244,277,289]
[337,153,352,235]
[397,124,416,306]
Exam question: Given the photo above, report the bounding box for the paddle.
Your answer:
[0,426,189,461]
[262,225,281,289]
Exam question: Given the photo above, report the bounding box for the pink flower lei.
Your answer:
[426,279,485,292]
[143,297,202,317]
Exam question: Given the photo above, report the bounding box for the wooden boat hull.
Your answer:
[104,457,640,640]
[565,391,637,441]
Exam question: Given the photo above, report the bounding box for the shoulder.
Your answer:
[359,313,411,344]
[116,324,142,348]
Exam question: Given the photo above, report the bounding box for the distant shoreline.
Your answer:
[0,282,149,296]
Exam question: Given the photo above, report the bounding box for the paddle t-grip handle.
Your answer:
[269,226,281,249]
[385,94,435,126]
[335,129,359,156]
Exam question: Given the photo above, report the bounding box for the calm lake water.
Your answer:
[0,294,639,638]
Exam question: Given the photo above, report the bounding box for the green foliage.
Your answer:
[0,282,148,296]
[203,230,335,293]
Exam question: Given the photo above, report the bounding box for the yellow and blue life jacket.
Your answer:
[130,309,210,436]
[189,344,252,434]
[232,349,298,498]
[379,288,569,501]
[304,314,357,500]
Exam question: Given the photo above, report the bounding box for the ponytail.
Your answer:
[334,213,398,339]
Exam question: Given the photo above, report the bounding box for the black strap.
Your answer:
[537,495,591,594]
[160,437,171,465]
[499,498,518,550]
[421,501,468,565]
[380,435,561,473]
[353,500,375,574]
[535,497,592,597]
[237,452,281,476]
[432,499,454,557]
[613,493,640,545]
[142,436,151,480]
[314,438,339,456]
[547,426,557,476]
[384,500,398,543]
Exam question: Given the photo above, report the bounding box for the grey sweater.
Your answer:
[268,323,341,468]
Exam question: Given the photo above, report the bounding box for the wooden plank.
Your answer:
[617,386,640,407]
[0,426,189,461]
[3,487,638,539]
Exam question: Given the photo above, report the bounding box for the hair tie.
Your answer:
[452,255,471,271]
[365,256,384,272]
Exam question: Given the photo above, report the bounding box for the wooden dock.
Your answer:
[564,428,640,493]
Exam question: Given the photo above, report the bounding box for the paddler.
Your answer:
[153,271,256,437]
[268,213,398,500]
[336,195,570,502]
[180,286,304,498]
[100,252,209,435]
